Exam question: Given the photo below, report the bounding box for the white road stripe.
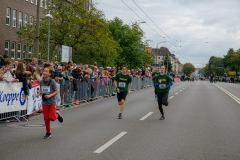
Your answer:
[213,84,240,105]
[175,92,179,94]
[180,90,182,91]
[183,88,185,89]
[94,132,127,153]
[140,112,153,121]
[169,96,174,99]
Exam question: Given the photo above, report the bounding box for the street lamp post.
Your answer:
[46,11,53,62]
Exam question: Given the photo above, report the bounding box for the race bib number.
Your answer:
[42,86,50,94]
[159,84,165,89]
[119,82,126,88]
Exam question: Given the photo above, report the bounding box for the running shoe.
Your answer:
[56,111,63,123]
[164,101,169,107]
[159,115,165,120]
[44,132,51,139]
[155,95,157,100]
[118,113,122,119]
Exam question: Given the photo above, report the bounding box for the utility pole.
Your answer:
[35,0,40,59]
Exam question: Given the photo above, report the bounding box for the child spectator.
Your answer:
[15,62,25,80]
[20,71,32,100]
[54,77,61,108]
[33,67,43,81]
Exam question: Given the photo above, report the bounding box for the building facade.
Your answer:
[0,0,92,60]
[0,0,46,60]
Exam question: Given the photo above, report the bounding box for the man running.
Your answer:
[154,66,173,120]
[114,65,132,119]
[152,67,160,100]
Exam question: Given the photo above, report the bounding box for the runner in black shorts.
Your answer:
[114,65,132,119]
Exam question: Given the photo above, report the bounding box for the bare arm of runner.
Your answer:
[128,82,132,95]
[114,80,120,93]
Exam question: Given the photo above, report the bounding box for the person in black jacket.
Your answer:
[19,71,32,100]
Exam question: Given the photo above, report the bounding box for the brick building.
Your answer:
[0,0,46,60]
[0,0,92,61]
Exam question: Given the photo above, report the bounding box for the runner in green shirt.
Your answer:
[152,67,160,100]
[154,66,173,120]
[114,65,132,119]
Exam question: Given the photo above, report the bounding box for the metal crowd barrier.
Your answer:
[0,76,153,121]
[58,76,153,107]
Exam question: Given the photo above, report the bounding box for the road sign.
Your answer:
[61,45,72,62]
[228,71,236,76]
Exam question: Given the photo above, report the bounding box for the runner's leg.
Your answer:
[157,92,164,116]
[42,104,51,133]
[162,91,169,105]
[120,99,125,113]
[49,105,58,121]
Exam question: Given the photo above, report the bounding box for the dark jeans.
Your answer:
[157,91,169,116]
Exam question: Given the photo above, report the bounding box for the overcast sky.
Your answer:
[96,0,240,67]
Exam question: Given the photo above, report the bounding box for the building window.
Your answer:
[5,41,9,56]
[45,0,47,9]
[11,42,16,59]
[31,0,34,3]
[36,0,37,5]
[41,0,43,7]
[17,44,21,59]
[24,14,28,27]
[23,44,27,59]
[19,12,22,28]
[158,57,160,59]
[6,8,10,26]
[13,10,17,27]
[30,16,33,27]
[29,47,32,58]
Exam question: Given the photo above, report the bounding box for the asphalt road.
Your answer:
[0,81,240,160]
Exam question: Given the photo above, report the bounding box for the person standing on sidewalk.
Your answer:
[154,66,173,120]
[36,67,63,139]
[152,67,160,100]
[114,65,132,119]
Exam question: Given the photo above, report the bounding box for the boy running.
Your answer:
[154,66,173,120]
[36,67,63,139]
[114,65,132,119]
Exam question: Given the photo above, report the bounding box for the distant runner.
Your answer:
[114,65,132,119]
[154,66,173,120]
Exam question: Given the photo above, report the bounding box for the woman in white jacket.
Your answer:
[2,61,19,82]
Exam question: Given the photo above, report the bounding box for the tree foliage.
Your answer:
[108,17,150,69]
[17,0,120,66]
[183,63,195,75]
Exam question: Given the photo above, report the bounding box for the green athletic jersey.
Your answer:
[115,73,132,92]
[155,74,172,93]
[152,72,160,81]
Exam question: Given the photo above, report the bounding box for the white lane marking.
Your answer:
[169,96,174,99]
[175,92,179,95]
[180,90,182,91]
[213,84,240,105]
[140,112,153,121]
[94,132,127,153]
[183,88,185,89]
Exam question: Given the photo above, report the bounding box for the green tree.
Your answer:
[208,56,224,76]
[108,17,149,69]
[223,48,240,72]
[17,0,119,66]
[183,63,195,75]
